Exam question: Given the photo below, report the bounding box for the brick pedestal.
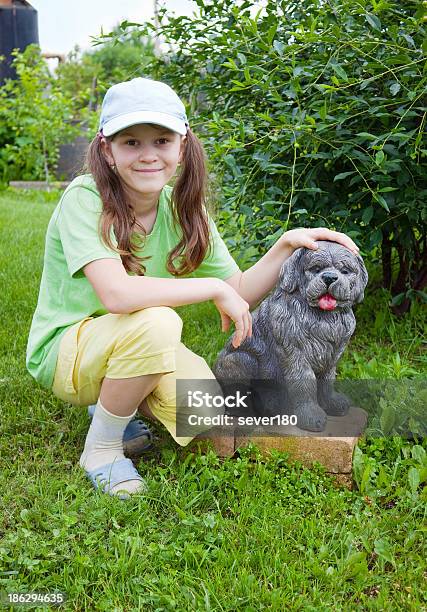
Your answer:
[189,406,368,488]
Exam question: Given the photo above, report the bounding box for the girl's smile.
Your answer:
[134,168,163,172]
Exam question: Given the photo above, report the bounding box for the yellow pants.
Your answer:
[52,307,219,446]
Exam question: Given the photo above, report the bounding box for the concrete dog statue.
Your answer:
[213,240,368,432]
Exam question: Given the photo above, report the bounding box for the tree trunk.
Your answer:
[381,227,392,290]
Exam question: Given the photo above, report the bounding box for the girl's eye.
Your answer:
[126,140,138,146]
[157,138,169,144]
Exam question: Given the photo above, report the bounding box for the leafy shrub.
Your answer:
[337,378,427,438]
[0,46,78,183]
[111,0,427,313]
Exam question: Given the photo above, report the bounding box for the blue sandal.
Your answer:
[87,404,154,457]
[86,458,146,499]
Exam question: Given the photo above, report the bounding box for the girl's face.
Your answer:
[101,123,185,203]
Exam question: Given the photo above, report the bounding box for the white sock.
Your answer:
[80,399,143,495]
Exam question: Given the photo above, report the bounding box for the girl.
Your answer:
[26,77,359,499]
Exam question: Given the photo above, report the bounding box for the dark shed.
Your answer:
[0,0,39,84]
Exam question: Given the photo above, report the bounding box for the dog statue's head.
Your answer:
[277,240,368,310]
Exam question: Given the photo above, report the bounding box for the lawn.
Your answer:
[0,189,426,611]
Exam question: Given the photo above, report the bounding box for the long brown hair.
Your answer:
[84,127,211,276]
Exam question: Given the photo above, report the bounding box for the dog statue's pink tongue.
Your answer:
[318,293,337,310]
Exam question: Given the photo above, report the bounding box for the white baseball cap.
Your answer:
[99,77,189,137]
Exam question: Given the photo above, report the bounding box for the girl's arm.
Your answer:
[226,228,360,309]
[83,258,252,348]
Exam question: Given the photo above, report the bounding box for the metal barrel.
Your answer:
[0,0,39,84]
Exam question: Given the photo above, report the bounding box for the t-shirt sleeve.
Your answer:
[192,214,241,280]
[56,185,121,278]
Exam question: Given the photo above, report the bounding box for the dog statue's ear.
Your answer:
[278,248,306,294]
[354,253,369,303]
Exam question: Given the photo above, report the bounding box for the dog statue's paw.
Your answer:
[321,391,351,416]
[294,403,328,432]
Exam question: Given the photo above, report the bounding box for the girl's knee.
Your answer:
[126,306,183,349]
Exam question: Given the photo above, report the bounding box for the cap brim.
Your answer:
[102,111,187,137]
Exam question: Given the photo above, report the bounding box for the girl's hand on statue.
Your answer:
[213,283,252,348]
[280,227,360,255]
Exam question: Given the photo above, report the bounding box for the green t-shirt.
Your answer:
[26,174,240,390]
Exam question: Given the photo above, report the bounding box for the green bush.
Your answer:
[0,46,79,184]
[112,0,426,314]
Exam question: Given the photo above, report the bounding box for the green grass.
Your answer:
[0,189,426,611]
